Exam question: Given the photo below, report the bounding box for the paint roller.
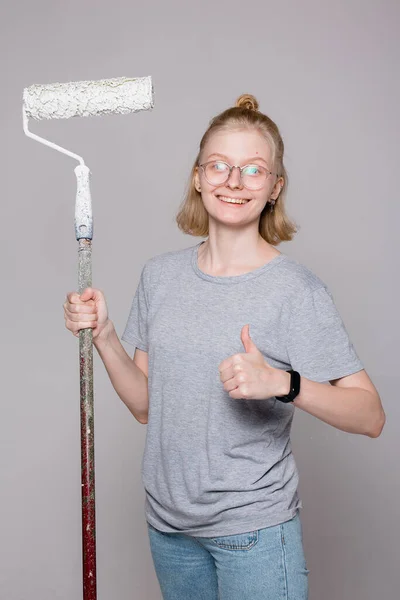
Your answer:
[23,76,154,600]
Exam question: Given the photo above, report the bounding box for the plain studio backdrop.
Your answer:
[1,1,398,599]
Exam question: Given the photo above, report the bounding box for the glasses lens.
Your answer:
[241,165,268,190]
[204,161,230,185]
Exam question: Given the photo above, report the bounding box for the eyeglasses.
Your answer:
[199,160,276,191]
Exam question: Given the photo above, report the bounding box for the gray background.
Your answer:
[1,0,398,598]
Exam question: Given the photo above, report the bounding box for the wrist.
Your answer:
[276,369,301,403]
[93,319,115,349]
[275,369,292,397]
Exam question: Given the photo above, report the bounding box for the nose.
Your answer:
[226,166,243,189]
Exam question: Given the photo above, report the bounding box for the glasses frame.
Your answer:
[198,160,277,191]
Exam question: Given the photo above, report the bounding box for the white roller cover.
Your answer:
[23,76,154,120]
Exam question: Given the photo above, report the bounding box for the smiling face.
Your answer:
[194,127,283,229]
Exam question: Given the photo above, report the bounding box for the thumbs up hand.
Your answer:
[218,324,290,400]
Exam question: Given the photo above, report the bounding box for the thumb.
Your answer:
[79,287,96,302]
[241,324,261,354]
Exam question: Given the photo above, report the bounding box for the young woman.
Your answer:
[64,94,385,600]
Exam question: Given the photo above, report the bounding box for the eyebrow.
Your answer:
[205,152,270,166]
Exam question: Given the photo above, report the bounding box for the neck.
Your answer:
[198,228,280,276]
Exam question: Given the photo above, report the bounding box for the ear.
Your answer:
[270,176,284,200]
[194,167,201,192]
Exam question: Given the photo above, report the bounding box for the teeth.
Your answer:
[219,196,249,204]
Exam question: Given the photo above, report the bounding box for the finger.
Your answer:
[218,359,231,373]
[80,288,103,302]
[64,309,97,322]
[228,386,243,400]
[67,291,81,303]
[218,354,244,373]
[79,287,95,302]
[219,362,245,382]
[65,302,96,314]
[223,378,239,392]
[67,290,97,305]
[220,365,235,383]
[66,320,97,331]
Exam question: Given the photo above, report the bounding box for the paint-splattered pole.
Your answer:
[76,167,97,600]
[22,76,154,600]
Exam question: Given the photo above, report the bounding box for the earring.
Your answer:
[269,200,276,212]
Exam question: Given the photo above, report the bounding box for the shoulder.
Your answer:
[141,243,194,286]
[272,256,346,335]
[278,253,328,299]
[144,243,193,272]
[275,254,341,321]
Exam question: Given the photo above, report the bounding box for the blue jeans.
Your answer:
[147,512,309,599]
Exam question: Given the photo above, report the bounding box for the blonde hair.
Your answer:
[175,94,298,245]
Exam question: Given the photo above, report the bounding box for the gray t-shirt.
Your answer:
[122,241,363,537]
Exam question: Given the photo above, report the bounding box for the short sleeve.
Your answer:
[121,265,149,351]
[286,286,364,383]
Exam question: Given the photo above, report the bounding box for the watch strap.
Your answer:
[277,369,301,403]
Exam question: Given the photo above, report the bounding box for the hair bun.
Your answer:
[235,94,259,111]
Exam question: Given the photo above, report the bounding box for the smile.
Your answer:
[217,195,250,205]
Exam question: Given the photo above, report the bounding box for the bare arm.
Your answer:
[64,288,149,424]
[277,368,385,437]
[93,321,149,423]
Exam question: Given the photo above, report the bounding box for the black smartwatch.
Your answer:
[276,370,301,403]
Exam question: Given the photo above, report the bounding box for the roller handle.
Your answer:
[75,165,93,240]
